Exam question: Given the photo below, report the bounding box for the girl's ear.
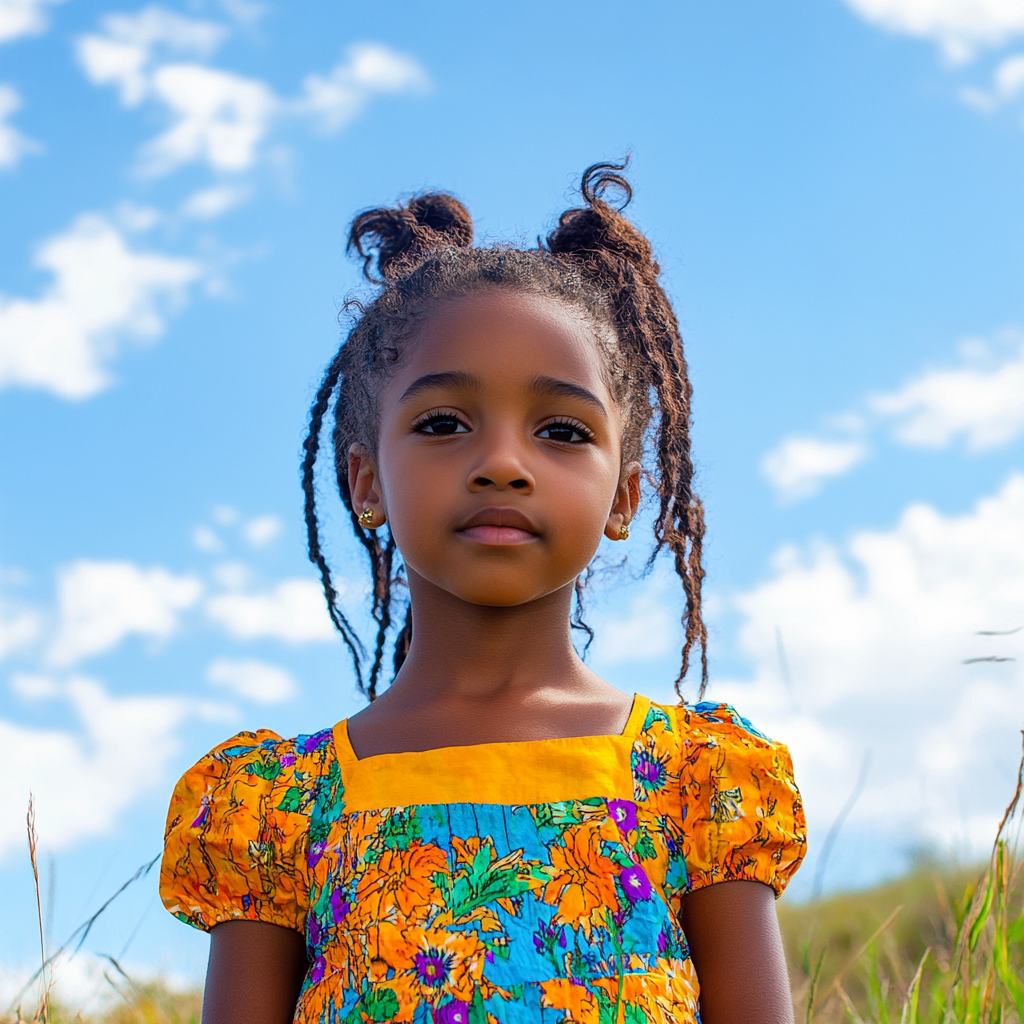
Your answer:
[348,444,386,523]
[604,461,642,541]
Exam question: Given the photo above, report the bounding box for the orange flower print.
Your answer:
[377,923,488,1004]
[539,978,599,1024]
[541,822,619,934]
[355,842,449,923]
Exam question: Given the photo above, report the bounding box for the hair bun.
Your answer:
[347,193,473,282]
[547,160,657,276]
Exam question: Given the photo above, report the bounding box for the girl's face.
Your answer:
[349,289,639,609]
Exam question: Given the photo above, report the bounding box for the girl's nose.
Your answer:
[467,436,535,493]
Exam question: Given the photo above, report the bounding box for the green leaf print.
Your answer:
[342,988,400,1024]
[447,841,534,920]
[244,760,282,780]
[624,1001,652,1024]
[469,987,488,1024]
[643,706,672,733]
[276,786,303,813]
[633,825,657,862]
[380,809,423,850]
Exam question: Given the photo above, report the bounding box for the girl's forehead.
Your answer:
[395,289,610,387]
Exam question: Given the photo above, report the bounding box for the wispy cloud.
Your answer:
[0,0,64,45]
[842,0,1024,63]
[75,5,226,106]
[0,212,205,399]
[76,8,430,177]
[869,335,1024,449]
[761,436,870,502]
[761,330,1024,500]
[206,657,297,703]
[714,472,1024,868]
[48,560,203,666]
[0,83,40,169]
[206,578,339,642]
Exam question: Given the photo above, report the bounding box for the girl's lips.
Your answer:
[457,525,539,546]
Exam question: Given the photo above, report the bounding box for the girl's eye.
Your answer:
[414,412,470,436]
[536,420,593,444]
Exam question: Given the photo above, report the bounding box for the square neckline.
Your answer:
[334,692,648,766]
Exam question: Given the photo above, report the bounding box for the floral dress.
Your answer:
[160,696,805,1024]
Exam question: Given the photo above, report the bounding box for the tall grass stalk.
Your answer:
[788,734,1024,1024]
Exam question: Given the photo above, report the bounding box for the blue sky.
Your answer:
[2,0,1024,1007]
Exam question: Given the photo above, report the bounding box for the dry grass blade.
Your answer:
[827,905,904,1000]
[27,794,50,1024]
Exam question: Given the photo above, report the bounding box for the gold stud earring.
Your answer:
[619,523,630,541]
[358,509,375,528]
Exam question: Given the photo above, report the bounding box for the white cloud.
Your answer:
[206,578,338,642]
[713,473,1024,862]
[760,436,870,501]
[207,656,296,703]
[0,675,230,862]
[76,6,226,106]
[192,524,223,551]
[141,63,279,175]
[870,334,1024,449]
[297,43,430,132]
[0,0,63,44]
[180,182,252,219]
[761,331,1024,500]
[77,16,429,177]
[243,513,282,547]
[0,599,40,661]
[994,52,1024,96]
[842,0,1024,61]
[0,213,204,399]
[48,560,202,666]
[0,83,40,168]
[960,52,1024,112]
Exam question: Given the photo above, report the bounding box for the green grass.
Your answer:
[782,749,1024,1024]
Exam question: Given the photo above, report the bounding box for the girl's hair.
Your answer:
[302,161,707,702]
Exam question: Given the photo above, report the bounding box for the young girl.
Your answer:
[160,163,806,1024]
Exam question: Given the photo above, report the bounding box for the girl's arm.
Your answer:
[203,920,308,1024]
[679,879,794,1024]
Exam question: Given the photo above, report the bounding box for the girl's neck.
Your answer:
[345,569,633,757]
[391,569,587,703]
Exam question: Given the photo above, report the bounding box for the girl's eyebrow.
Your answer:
[399,371,481,403]
[530,375,607,415]
[399,371,606,415]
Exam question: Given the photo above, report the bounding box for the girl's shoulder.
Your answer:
[643,698,805,896]
[642,697,786,756]
[169,724,340,815]
[160,724,339,932]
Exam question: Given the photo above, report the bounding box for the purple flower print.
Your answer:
[415,950,452,990]
[309,956,326,984]
[607,799,638,833]
[434,1003,470,1024]
[303,729,332,753]
[308,915,322,946]
[309,839,327,870]
[190,795,211,829]
[330,889,350,924]
[632,747,667,791]
[280,753,296,767]
[620,864,653,902]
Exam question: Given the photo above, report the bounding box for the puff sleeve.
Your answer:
[678,704,806,898]
[160,729,321,933]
